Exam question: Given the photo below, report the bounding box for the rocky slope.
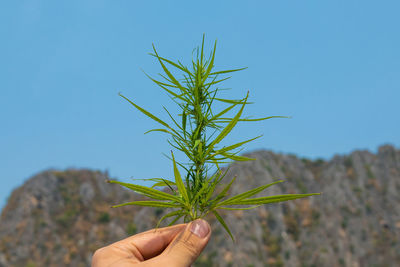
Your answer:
[0,145,399,266]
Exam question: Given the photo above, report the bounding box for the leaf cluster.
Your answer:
[111,35,320,240]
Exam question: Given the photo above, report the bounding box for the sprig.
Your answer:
[110,35,320,240]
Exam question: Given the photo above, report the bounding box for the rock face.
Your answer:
[199,145,400,267]
[0,170,142,267]
[1,145,400,267]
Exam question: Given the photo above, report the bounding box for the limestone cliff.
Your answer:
[0,145,399,266]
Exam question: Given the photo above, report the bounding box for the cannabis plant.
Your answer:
[109,36,319,240]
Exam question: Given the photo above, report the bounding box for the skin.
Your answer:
[92,219,211,267]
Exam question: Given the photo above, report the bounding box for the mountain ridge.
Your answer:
[1,145,399,266]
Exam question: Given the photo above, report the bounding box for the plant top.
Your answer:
[109,35,320,240]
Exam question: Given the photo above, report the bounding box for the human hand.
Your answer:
[92,219,211,267]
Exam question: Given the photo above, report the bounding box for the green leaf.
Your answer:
[171,151,189,203]
[193,139,201,149]
[191,180,210,205]
[156,210,183,228]
[142,71,188,102]
[216,116,290,123]
[152,44,187,91]
[237,116,290,122]
[142,71,178,88]
[212,210,234,241]
[163,106,184,131]
[206,92,249,154]
[144,128,172,135]
[167,140,195,161]
[112,200,181,208]
[168,213,185,226]
[203,76,231,87]
[151,180,176,190]
[200,33,205,66]
[212,176,236,203]
[220,152,256,161]
[148,53,193,77]
[119,93,172,130]
[130,177,165,182]
[107,180,182,203]
[209,102,239,122]
[217,180,284,206]
[214,97,253,104]
[209,67,247,75]
[227,193,321,206]
[219,205,261,210]
[210,136,262,158]
[130,177,176,191]
[182,109,187,135]
[204,170,223,202]
[202,40,217,83]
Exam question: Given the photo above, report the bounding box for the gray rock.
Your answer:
[1,146,399,266]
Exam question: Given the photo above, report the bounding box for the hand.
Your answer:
[92,219,211,267]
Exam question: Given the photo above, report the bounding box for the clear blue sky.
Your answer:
[1,1,399,210]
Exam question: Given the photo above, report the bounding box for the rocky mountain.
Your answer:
[0,145,399,267]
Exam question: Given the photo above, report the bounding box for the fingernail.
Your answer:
[189,219,210,238]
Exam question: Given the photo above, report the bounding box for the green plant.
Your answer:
[109,35,320,240]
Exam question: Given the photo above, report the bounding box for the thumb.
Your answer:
[148,219,211,267]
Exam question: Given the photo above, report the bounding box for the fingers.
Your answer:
[113,223,187,260]
[144,219,211,267]
[93,220,211,267]
[92,224,187,267]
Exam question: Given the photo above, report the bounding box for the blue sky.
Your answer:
[1,1,399,210]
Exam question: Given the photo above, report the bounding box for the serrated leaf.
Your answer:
[142,71,188,102]
[212,210,234,241]
[210,136,262,158]
[108,180,182,203]
[148,53,193,77]
[119,93,173,130]
[212,176,236,204]
[206,92,249,154]
[152,44,187,92]
[130,177,176,191]
[144,128,172,135]
[209,67,247,75]
[171,151,189,203]
[201,40,217,83]
[200,34,205,66]
[237,116,290,122]
[214,98,253,104]
[167,140,194,161]
[203,76,231,87]
[219,205,261,210]
[151,180,176,190]
[217,180,284,206]
[111,200,181,208]
[156,210,183,228]
[209,102,239,122]
[216,116,290,123]
[204,170,223,202]
[163,106,184,132]
[220,152,256,161]
[191,180,210,205]
[227,193,321,206]
[168,213,185,226]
